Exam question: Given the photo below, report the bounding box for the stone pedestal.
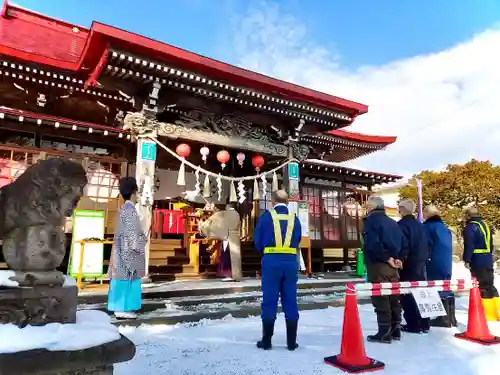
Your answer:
[0,285,77,327]
[0,335,136,375]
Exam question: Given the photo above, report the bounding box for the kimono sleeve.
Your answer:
[122,207,147,252]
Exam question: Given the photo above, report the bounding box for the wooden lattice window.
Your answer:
[302,186,321,240]
[321,190,341,241]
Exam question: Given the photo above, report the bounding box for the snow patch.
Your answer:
[63,275,77,287]
[0,310,120,354]
[0,270,18,287]
[452,262,473,281]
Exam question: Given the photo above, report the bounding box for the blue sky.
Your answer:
[15,0,500,67]
[12,0,500,175]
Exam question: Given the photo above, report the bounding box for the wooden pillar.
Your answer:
[135,136,157,279]
[339,181,349,267]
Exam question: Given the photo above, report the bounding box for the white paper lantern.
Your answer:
[236,152,246,167]
[200,146,210,163]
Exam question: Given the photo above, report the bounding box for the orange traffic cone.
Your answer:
[324,283,385,373]
[455,280,500,346]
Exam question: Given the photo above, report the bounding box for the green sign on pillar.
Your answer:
[287,162,300,199]
[288,162,299,181]
[140,140,157,162]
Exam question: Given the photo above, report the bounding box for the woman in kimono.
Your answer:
[107,177,147,320]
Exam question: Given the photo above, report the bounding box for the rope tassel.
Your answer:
[229,181,237,202]
[253,178,260,201]
[176,160,186,186]
[203,174,211,198]
[272,171,279,192]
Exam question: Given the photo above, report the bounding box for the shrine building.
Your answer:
[0,2,401,280]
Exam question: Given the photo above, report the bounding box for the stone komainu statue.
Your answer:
[0,158,87,274]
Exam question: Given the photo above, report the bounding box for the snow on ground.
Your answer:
[0,310,120,354]
[114,263,499,375]
[116,300,500,375]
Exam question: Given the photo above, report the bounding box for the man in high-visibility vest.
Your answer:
[463,207,499,321]
[253,189,302,351]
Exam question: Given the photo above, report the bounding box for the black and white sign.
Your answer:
[411,288,447,318]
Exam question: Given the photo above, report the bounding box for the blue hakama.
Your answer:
[107,279,142,312]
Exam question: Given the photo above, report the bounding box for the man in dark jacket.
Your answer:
[397,200,431,334]
[424,205,456,327]
[363,195,403,344]
[463,207,499,321]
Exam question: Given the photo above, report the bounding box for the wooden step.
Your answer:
[149,249,186,259]
[149,256,191,267]
[149,264,217,274]
[150,271,217,282]
[150,239,183,251]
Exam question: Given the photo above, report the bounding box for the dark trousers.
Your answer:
[471,267,499,299]
[366,262,402,326]
[399,264,430,331]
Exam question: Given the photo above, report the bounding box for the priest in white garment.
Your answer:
[200,203,242,281]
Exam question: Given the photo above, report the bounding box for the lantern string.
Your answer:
[149,137,297,182]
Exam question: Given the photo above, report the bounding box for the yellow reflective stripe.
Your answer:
[269,209,284,248]
[264,247,297,254]
[470,220,491,254]
[283,214,294,248]
[269,208,295,248]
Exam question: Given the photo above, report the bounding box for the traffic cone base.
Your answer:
[325,284,384,373]
[324,355,385,373]
[455,282,500,346]
[454,332,500,346]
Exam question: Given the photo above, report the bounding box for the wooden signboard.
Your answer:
[68,210,106,279]
[288,200,312,274]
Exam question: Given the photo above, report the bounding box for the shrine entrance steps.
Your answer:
[148,239,271,281]
[77,275,366,325]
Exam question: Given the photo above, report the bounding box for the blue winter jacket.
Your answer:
[254,204,302,253]
[362,209,403,264]
[463,217,494,269]
[424,216,453,281]
[398,215,429,266]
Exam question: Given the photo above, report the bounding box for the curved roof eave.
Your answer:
[328,129,397,145]
[0,2,368,116]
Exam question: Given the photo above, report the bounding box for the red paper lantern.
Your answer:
[217,150,230,169]
[252,155,265,171]
[176,143,191,158]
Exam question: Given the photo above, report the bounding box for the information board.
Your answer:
[288,200,310,237]
[411,288,447,318]
[68,210,106,278]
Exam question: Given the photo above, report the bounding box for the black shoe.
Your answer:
[367,325,392,344]
[257,320,275,350]
[286,320,299,351]
[421,318,430,333]
[429,297,453,328]
[401,325,421,334]
[391,323,401,341]
[449,297,457,327]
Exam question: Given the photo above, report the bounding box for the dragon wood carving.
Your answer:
[122,109,310,159]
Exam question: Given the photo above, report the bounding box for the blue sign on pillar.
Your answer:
[140,141,157,162]
[288,162,299,181]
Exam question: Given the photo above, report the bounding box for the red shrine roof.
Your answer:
[0,1,397,149]
[328,130,396,145]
